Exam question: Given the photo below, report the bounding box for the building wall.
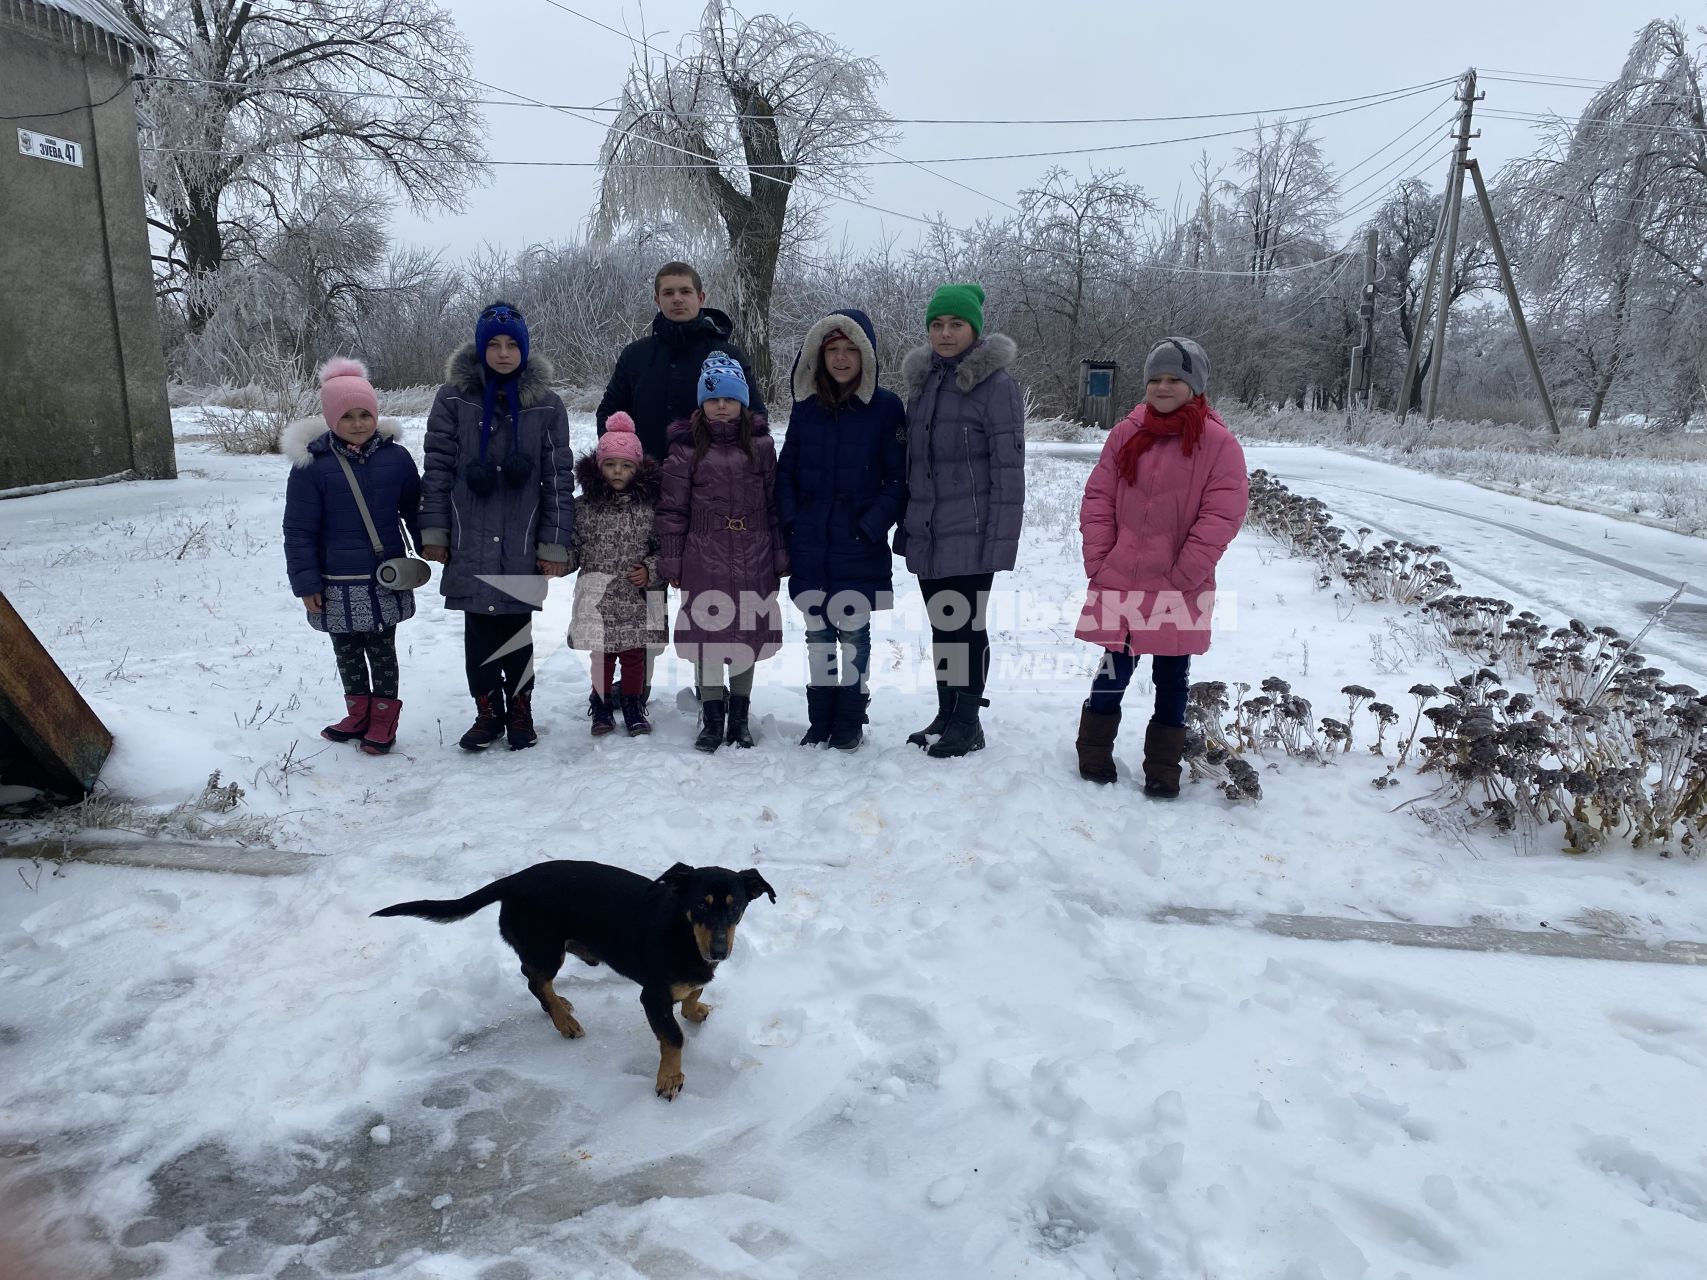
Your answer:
[0,10,174,490]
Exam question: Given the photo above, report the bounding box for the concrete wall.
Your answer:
[0,8,175,490]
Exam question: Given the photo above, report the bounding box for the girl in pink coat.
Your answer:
[1073,338,1248,797]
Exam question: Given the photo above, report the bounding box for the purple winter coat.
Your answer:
[896,333,1026,578]
[656,415,789,666]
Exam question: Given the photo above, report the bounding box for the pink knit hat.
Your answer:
[597,411,644,464]
[319,357,379,430]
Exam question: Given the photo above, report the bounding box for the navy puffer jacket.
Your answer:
[281,417,421,597]
[776,309,907,616]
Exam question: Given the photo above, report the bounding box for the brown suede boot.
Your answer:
[1142,720,1188,798]
[1075,702,1121,784]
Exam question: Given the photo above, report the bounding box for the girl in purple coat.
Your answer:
[657,354,789,753]
[1074,338,1249,797]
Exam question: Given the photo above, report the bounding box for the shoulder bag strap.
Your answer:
[332,448,387,557]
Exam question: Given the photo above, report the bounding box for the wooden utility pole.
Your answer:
[1468,159,1560,433]
[1346,229,1378,427]
[1424,70,1479,422]
[1397,68,1561,431]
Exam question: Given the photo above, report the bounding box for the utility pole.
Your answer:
[1396,68,1561,432]
[1424,69,1479,423]
[1346,228,1378,428]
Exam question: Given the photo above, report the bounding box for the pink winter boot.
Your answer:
[322,695,372,743]
[359,697,402,755]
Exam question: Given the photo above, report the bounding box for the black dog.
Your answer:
[372,860,776,1099]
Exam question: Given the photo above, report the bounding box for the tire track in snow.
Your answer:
[1265,470,1707,682]
[1272,474,1703,599]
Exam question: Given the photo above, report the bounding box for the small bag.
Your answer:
[333,448,431,592]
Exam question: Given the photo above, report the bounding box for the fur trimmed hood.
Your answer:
[444,341,557,406]
[281,416,405,468]
[575,450,662,505]
[900,332,1017,400]
[792,309,879,405]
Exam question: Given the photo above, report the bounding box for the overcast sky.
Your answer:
[387,0,1657,264]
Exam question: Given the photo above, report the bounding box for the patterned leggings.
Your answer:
[330,628,399,698]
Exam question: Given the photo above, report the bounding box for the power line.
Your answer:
[528,1,1458,126]
[1,74,137,121]
[133,70,1463,129]
[1482,66,1606,87]
[1483,107,1707,138]
[1337,95,1455,180]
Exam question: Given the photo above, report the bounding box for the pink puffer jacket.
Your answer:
[1074,404,1249,657]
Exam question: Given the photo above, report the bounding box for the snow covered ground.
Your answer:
[3,412,1706,1279]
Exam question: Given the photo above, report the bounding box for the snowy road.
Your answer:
[1245,445,1707,682]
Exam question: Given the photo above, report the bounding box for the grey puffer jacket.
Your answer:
[896,333,1025,578]
[421,343,576,615]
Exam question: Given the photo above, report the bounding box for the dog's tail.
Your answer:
[371,879,506,924]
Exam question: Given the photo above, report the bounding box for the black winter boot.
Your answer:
[588,690,617,736]
[458,690,506,751]
[1142,720,1188,798]
[1075,702,1122,783]
[695,698,726,753]
[506,689,538,750]
[927,692,988,758]
[829,686,867,752]
[800,686,835,746]
[620,694,651,736]
[907,684,954,748]
[725,694,755,748]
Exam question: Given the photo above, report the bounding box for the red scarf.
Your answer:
[1116,396,1209,486]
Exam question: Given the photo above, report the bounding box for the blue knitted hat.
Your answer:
[466,300,534,495]
[475,301,529,369]
[697,352,749,407]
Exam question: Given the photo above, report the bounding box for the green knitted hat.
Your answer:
[925,282,986,335]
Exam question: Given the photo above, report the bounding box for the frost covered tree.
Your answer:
[1504,19,1707,426]
[1233,119,1340,285]
[1002,168,1154,408]
[123,0,487,331]
[594,0,898,391]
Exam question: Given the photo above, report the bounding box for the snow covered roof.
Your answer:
[7,0,153,58]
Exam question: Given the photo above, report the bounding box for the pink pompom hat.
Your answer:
[597,411,644,464]
[318,357,379,430]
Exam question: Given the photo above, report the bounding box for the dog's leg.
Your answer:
[521,956,584,1039]
[641,986,685,1099]
[679,986,711,1023]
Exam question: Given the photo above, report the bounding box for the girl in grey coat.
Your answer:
[420,302,575,751]
[896,282,1026,758]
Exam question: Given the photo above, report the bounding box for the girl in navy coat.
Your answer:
[776,309,907,750]
[282,358,422,754]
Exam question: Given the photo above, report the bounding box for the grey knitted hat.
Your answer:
[1143,337,1210,397]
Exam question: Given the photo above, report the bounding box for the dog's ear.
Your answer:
[657,862,695,892]
[740,869,776,904]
